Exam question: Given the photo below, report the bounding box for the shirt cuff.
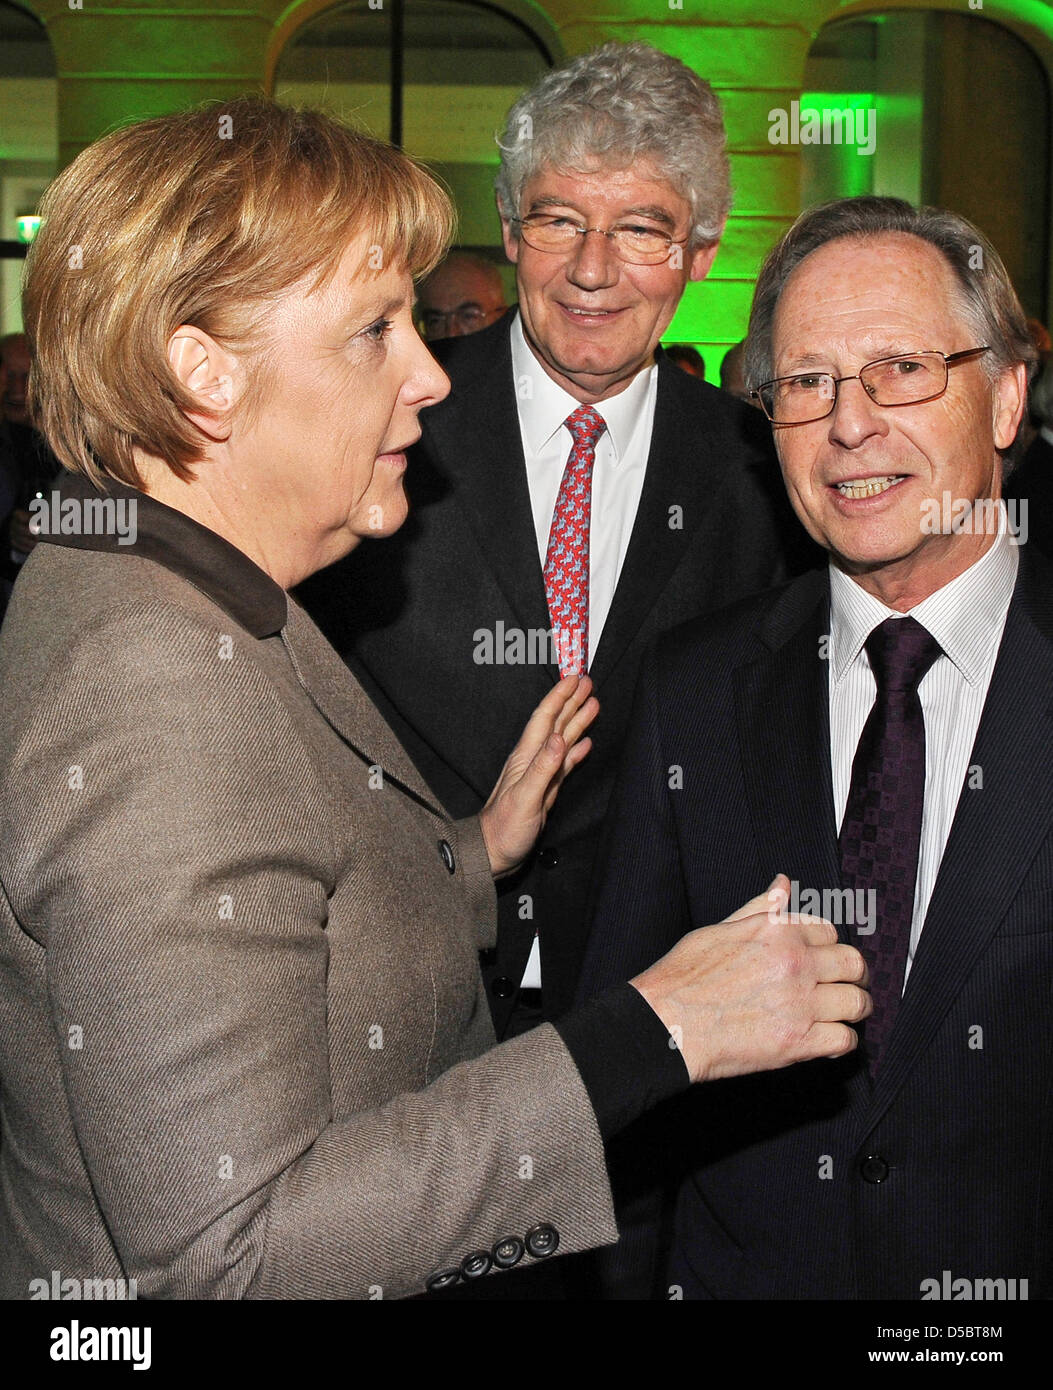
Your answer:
[552,983,690,1141]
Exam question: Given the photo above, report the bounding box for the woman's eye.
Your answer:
[362,318,394,343]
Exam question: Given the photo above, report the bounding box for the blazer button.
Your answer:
[491,976,515,999]
[537,847,559,869]
[425,1267,462,1292]
[438,839,455,874]
[525,1223,560,1259]
[859,1154,889,1184]
[492,1236,525,1269]
[461,1250,492,1280]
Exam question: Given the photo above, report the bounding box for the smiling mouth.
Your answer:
[832,475,907,499]
[560,304,622,319]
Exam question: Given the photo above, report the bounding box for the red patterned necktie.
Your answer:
[839,615,943,1073]
[543,405,607,677]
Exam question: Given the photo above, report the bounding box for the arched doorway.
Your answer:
[801,9,1050,320]
[272,0,554,290]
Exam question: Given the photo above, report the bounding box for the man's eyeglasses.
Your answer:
[753,347,991,426]
[419,305,503,338]
[510,214,688,266]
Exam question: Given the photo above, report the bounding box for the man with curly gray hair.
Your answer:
[301,42,811,1104]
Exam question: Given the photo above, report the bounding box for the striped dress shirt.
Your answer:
[828,504,1019,985]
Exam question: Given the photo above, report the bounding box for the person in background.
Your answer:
[417,251,509,341]
[298,41,815,1068]
[663,343,706,379]
[0,364,17,620]
[719,339,757,405]
[0,332,61,617]
[1004,319,1053,555]
[0,345,19,535]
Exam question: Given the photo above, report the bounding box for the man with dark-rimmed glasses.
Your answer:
[580,195,1053,1300]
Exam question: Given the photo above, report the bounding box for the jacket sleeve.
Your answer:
[7,600,616,1300]
[575,641,695,1299]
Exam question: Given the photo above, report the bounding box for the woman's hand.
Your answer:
[479,674,599,878]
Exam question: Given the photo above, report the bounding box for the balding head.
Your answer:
[0,332,31,425]
[418,253,507,340]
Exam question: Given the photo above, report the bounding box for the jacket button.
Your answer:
[491,976,515,999]
[859,1154,889,1184]
[492,1236,524,1269]
[461,1250,492,1280]
[425,1267,461,1292]
[537,847,559,869]
[438,839,455,874]
[525,1223,559,1259]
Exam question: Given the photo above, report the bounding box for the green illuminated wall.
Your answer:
[11,0,1053,375]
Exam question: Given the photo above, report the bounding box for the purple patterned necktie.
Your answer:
[543,405,607,677]
[839,615,943,1073]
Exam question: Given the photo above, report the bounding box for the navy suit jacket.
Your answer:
[579,547,1053,1299]
[298,311,818,1036]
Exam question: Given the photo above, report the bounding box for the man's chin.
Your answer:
[547,349,650,398]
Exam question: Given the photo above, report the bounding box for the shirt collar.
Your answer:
[34,470,287,638]
[829,500,1019,687]
[510,310,656,463]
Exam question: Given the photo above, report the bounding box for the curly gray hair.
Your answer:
[495,42,731,247]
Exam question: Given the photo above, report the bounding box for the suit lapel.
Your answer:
[736,574,874,1108]
[589,360,720,687]
[424,314,554,686]
[282,597,444,815]
[733,571,846,932]
[861,550,1053,1136]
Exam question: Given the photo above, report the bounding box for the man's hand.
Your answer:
[479,674,598,878]
[631,874,871,1083]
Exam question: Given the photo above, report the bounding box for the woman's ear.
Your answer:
[166,325,239,442]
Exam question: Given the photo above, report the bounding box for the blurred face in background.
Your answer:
[418,255,507,341]
[1,336,31,426]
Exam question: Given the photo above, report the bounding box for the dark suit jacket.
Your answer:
[298,311,818,1036]
[579,549,1053,1299]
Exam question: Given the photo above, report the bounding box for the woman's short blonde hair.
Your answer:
[23,98,455,487]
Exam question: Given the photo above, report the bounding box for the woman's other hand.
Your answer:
[479,674,598,878]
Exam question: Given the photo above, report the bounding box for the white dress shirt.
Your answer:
[510,312,659,989]
[828,505,1018,986]
[510,312,657,662]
